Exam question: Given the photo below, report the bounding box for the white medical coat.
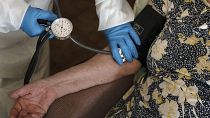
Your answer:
[0,0,135,32]
[95,0,135,30]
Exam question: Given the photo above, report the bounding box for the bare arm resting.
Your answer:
[10,47,141,118]
[47,50,141,98]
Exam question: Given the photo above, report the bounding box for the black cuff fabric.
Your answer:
[132,5,166,66]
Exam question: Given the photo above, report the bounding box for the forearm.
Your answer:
[47,51,141,98]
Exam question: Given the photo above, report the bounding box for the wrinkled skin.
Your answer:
[8,47,141,118]
[9,80,57,118]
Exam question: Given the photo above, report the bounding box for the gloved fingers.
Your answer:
[21,19,45,37]
[109,42,123,65]
[118,41,133,62]
[124,35,139,59]
[20,6,57,37]
[129,28,141,45]
[37,10,57,22]
[31,25,45,37]
[35,10,57,36]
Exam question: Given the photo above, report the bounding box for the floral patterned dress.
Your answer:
[106,0,210,117]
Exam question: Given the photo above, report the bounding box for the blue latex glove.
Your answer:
[21,6,57,37]
[104,23,141,65]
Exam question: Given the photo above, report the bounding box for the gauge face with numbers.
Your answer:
[51,18,73,40]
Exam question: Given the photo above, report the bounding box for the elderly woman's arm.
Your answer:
[47,51,141,98]
[9,48,141,118]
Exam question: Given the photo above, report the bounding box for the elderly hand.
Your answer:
[9,80,57,118]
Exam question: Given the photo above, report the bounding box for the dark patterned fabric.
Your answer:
[106,0,210,117]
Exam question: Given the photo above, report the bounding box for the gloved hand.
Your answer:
[103,23,141,65]
[21,6,57,37]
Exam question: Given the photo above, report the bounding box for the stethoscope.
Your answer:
[24,0,126,85]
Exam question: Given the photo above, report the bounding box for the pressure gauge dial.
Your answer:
[51,18,73,40]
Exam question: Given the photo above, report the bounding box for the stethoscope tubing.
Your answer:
[24,31,50,85]
[53,0,111,54]
[24,0,111,85]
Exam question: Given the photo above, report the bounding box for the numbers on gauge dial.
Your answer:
[51,18,73,39]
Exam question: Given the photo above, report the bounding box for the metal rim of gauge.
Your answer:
[50,18,73,40]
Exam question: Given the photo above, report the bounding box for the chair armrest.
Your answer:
[44,75,134,118]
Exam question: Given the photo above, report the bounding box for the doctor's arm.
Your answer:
[10,48,141,118]
[95,0,141,65]
[0,0,57,37]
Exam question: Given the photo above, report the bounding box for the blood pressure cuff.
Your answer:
[132,5,166,66]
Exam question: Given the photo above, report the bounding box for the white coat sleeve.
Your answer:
[95,0,134,31]
[0,0,29,33]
